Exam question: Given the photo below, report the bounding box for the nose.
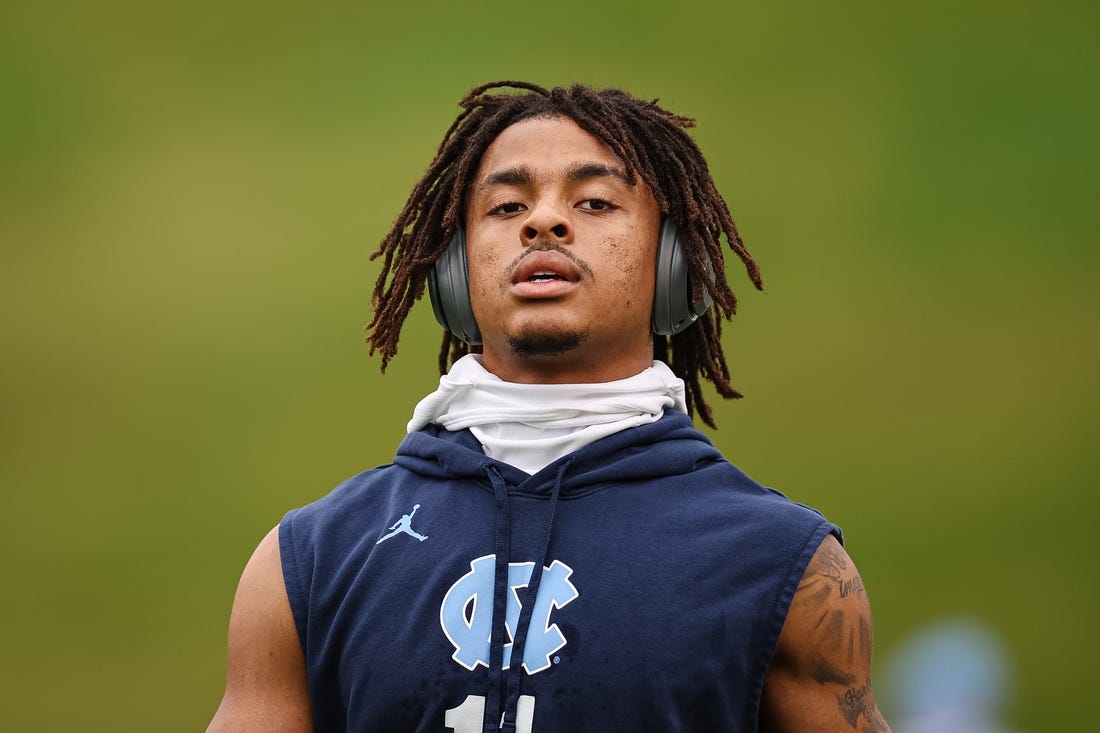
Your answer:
[521,201,572,244]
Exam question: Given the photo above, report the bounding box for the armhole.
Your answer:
[278,511,310,652]
[745,521,841,728]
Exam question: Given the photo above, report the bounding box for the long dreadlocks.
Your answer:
[366,81,763,428]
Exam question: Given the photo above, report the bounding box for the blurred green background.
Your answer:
[2,1,1096,730]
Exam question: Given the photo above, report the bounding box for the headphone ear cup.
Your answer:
[427,227,482,345]
[652,218,713,336]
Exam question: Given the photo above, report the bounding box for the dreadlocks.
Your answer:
[366,80,764,428]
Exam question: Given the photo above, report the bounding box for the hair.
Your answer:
[366,80,763,428]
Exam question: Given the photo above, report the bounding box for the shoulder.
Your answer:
[280,464,405,544]
[290,464,398,515]
[692,458,842,547]
[278,465,402,590]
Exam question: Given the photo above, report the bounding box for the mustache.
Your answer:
[505,242,595,280]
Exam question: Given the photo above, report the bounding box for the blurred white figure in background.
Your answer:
[884,618,1027,733]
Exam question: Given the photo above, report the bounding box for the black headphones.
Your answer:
[427,218,712,346]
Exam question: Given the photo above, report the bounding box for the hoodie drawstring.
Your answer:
[501,460,567,733]
[483,466,511,733]
[482,460,570,733]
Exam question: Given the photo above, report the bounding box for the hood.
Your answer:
[393,409,722,494]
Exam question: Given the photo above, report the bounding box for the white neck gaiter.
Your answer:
[407,354,688,475]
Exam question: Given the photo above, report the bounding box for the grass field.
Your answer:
[1,2,1096,729]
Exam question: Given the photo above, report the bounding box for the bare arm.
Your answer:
[207,526,313,732]
[759,534,891,733]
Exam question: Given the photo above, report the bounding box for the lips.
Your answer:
[510,250,582,298]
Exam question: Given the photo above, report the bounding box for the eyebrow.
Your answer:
[478,165,534,192]
[566,162,630,185]
[476,162,632,193]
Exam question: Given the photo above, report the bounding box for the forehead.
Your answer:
[474,116,624,181]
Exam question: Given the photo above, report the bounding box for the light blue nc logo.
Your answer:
[439,555,579,674]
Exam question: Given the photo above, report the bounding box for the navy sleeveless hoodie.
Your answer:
[280,411,841,732]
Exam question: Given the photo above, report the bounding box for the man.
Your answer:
[208,81,891,732]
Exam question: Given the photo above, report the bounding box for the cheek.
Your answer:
[467,277,486,310]
[466,246,504,308]
[601,229,656,310]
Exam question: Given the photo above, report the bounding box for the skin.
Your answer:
[207,116,890,732]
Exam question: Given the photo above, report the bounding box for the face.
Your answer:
[465,116,662,384]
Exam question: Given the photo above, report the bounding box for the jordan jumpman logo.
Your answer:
[376,504,428,544]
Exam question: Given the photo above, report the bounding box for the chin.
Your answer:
[505,327,588,358]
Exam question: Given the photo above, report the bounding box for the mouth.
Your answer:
[510,250,582,298]
[511,250,582,284]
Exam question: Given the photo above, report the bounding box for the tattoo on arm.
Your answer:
[839,681,891,732]
[797,542,873,681]
[813,540,864,598]
[790,539,890,731]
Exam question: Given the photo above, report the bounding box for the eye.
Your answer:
[578,199,615,211]
[489,202,526,216]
